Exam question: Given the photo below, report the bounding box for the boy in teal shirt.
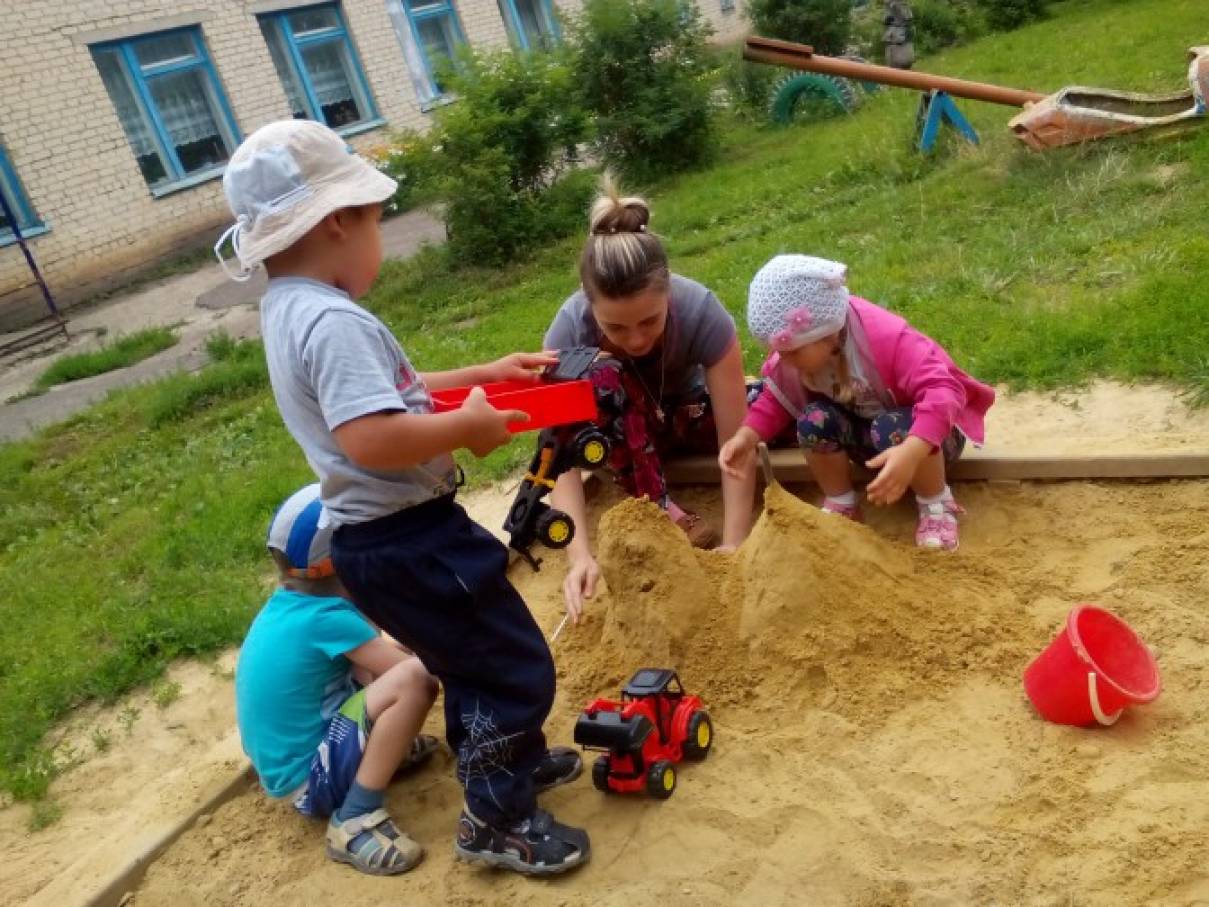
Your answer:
[237,484,440,875]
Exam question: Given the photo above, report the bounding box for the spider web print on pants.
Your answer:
[457,699,523,813]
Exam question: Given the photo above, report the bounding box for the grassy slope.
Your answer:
[1,0,1207,802]
[34,327,179,390]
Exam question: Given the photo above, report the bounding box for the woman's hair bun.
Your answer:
[589,171,650,235]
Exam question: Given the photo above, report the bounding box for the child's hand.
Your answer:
[718,427,760,480]
[865,436,930,506]
[485,352,559,384]
[563,554,600,623]
[460,386,529,457]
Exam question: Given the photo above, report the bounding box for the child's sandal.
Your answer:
[326,809,424,875]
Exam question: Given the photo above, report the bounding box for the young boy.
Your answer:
[237,484,440,875]
[217,120,589,876]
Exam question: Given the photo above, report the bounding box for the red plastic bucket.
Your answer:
[430,379,598,433]
[1023,606,1161,727]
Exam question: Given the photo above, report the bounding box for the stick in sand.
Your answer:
[757,442,778,487]
[549,613,570,643]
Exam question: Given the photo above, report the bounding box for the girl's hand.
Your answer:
[718,427,760,480]
[460,386,528,457]
[865,436,930,506]
[563,554,600,623]
[486,352,559,384]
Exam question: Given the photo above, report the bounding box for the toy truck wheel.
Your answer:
[536,509,575,549]
[573,430,611,469]
[682,711,713,762]
[646,760,676,799]
[592,755,611,792]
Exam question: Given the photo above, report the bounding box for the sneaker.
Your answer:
[455,807,590,876]
[820,499,863,522]
[326,809,424,875]
[533,746,583,793]
[674,510,720,549]
[916,498,964,551]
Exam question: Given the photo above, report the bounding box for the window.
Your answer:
[91,28,239,193]
[498,0,559,51]
[387,0,466,104]
[0,145,43,245]
[259,4,380,133]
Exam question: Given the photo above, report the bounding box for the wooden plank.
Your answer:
[664,447,1209,485]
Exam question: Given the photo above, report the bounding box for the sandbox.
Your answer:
[115,477,1208,907]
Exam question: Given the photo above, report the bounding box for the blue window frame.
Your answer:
[498,0,560,52]
[394,0,466,101]
[0,144,45,246]
[91,28,240,194]
[259,4,381,133]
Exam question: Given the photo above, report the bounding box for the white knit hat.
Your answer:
[748,254,850,352]
[214,119,397,281]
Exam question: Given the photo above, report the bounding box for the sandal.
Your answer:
[326,808,424,875]
[398,733,440,773]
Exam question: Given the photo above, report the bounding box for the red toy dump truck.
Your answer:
[574,668,713,799]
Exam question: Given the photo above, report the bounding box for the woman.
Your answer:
[544,176,755,621]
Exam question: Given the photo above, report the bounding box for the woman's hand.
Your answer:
[563,554,601,624]
[865,435,931,506]
[718,426,760,481]
[485,352,559,384]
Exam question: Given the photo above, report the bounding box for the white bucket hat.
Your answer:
[214,119,397,281]
[748,254,850,352]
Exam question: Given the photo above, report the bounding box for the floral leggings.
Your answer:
[796,400,966,464]
[588,359,717,509]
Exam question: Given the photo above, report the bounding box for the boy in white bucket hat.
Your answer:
[217,120,589,876]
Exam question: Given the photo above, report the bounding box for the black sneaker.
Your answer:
[455,807,590,876]
[533,746,582,793]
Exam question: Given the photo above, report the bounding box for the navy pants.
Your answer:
[797,402,966,463]
[331,494,555,826]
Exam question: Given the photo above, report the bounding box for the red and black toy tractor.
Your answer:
[574,668,713,799]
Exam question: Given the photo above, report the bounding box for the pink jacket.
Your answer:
[744,296,995,448]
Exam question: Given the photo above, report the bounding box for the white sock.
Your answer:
[824,490,858,508]
[916,486,953,508]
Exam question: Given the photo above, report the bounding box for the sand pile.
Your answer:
[576,484,1037,726]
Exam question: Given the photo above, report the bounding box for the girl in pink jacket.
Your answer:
[718,255,995,551]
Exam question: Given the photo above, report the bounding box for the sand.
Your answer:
[114,477,1209,907]
[5,384,1209,907]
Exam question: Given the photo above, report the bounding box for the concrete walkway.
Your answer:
[0,209,444,443]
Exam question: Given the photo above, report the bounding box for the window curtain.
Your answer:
[301,41,356,110]
[148,70,223,148]
[96,52,157,159]
[385,0,439,105]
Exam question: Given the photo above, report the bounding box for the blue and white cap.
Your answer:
[267,484,335,579]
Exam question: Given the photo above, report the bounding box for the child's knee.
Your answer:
[796,403,840,451]
[869,410,912,453]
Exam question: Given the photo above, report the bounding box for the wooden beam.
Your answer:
[665,447,1209,485]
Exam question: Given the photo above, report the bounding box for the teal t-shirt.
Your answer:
[235,588,377,797]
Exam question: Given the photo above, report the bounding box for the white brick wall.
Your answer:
[0,0,747,329]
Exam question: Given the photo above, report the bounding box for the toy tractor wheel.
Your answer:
[682,710,713,762]
[646,760,676,800]
[536,509,575,549]
[573,429,611,470]
[592,755,611,793]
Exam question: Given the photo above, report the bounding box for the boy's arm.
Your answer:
[422,352,557,391]
[344,636,409,680]
[333,386,527,470]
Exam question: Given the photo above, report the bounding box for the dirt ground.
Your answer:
[3,389,1208,907]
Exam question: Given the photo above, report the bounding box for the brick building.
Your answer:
[0,0,747,329]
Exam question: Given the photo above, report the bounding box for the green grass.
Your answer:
[1,0,1208,806]
[34,327,179,390]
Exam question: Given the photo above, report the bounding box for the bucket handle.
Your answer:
[1088,672,1122,727]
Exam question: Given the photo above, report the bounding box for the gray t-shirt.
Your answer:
[544,274,736,403]
[260,277,456,525]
